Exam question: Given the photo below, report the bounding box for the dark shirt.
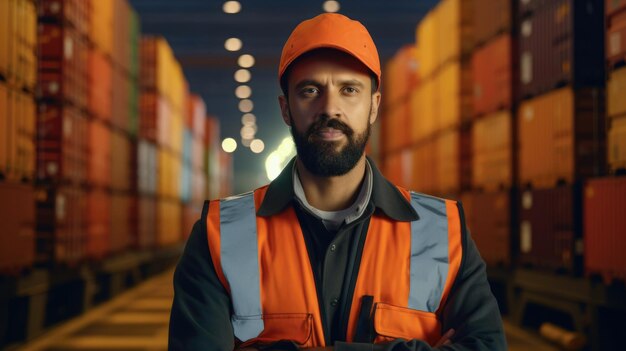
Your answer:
[168,157,507,350]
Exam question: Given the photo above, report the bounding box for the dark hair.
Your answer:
[280,49,379,98]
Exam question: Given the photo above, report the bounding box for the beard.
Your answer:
[289,108,371,177]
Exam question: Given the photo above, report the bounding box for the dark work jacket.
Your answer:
[168,157,507,350]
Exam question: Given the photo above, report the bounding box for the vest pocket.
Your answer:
[372,302,442,345]
[235,313,313,348]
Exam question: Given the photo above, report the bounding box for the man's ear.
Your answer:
[278,95,291,126]
[370,91,381,125]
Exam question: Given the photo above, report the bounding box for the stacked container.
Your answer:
[205,115,222,200]
[140,36,187,247]
[0,0,37,273]
[36,0,92,266]
[516,0,606,274]
[607,1,626,173]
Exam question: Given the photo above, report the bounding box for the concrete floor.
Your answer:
[14,270,559,351]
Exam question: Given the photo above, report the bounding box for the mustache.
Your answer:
[306,117,354,138]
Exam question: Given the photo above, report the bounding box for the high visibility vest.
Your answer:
[205,185,463,348]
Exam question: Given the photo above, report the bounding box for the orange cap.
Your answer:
[279,13,381,90]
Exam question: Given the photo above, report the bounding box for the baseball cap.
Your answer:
[279,13,381,91]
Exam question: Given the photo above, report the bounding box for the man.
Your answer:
[169,13,507,351]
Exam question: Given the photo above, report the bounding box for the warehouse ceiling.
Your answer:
[129,0,439,193]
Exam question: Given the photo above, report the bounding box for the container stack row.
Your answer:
[0,0,227,275]
[380,0,625,286]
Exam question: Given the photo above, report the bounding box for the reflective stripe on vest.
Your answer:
[408,191,449,312]
[219,192,264,341]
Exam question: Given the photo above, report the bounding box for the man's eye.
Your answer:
[343,87,358,94]
[300,87,319,96]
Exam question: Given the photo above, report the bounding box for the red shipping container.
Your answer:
[607,9,626,68]
[518,87,606,188]
[110,192,131,255]
[140,91,171,145]
[137,195,156,250]
[472,34,513,117]
[606,0,626,17]
[382,148,413,190]
[383,45,419,107]
[37,23,89,109]
[38,0,92,37]
[188,94,206,138]
[0,183,35,274]
[87,118,111,187]
[88,48,112,121]
[86,188,111,260]
[473,0,512,46]
[519,185,582,274]
[461,190,511,267]
[37,103,88,184]
[518,0,605,100]
[584,176,626,283]
[36,184,86,265]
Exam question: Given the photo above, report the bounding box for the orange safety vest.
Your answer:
[206,185,463,348]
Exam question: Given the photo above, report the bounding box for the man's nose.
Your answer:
[319,90,342,119]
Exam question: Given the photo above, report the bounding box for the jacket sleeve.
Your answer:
[334,205,508,351]
[168,201,236,351]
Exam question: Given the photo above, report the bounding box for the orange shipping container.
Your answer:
[606,0,626,16]
[188,94,207,138]
[472,110,513,191]
[158,147,181,199]
[436,60,473,131]
[518,87,606,188]
[382,101,411,153]
[607,9,626,68]
[1,85,36,182]
[157,198,182,247]
[472,34,513,117]
[416,12,439,79]
[382,149,413,189]
[87,119,111,187]
[473,0,512,47]
[0,0,37,91]
[412,139,438,194]
[608,115,626,172]
[384,45,420,106]
[88,49,113,121]
[608,66,626,118]
[140,91,172,145]
[409,79,438,144]
[90,0,113,56]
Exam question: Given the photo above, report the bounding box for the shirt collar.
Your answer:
[257,156,419,222]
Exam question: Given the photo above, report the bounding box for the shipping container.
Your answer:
[38,0,91,38]
[158,147,181,199]
[608,66,626,118]
[137,195,156,250]
[473,0,512,47]
[461,190,511,267]
[110,129,132,192]
[519,185,582,274]
[85,187,110,260]
[139,91,171,145]
[180,162,192,203]
[182,203,202,240]
[110,192,131,254]
[436,59,473,131]
[608,115,626,172]
[382,101,411,153]
[1,85,36,182]
[584,176,626,283]
[436,128,472,195]
[157,198,182,247]
[412,138,438,193]
[472,110,513,191]
[37,22,89,109]
[607,9,626,68]
[87,118,111,188]
[88,48,113,121]
[0,183,35,274]
[518,0,605,100]
[518,87,606,188]
[606,0,626,17]
[205,116,221,199]
[0,0,37,91]
[382,149,413,190]
[191,168,207,205]
[383,45,420,107]
[192,136,204,171]
[37,184,86,265]
[416,0,474,79]
[37,103,87,184]
[472,34,513,117]
[409,78,438,144]
[137,139,158,196]
[219,152,234,198]
[90,0,113,56]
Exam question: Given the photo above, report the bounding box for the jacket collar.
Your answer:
[257,156,419,222]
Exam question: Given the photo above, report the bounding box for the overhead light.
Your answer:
[223,1,241,14]
[323,0,340,13]
[238,99,254,113]
[238,54,255,68]
[241,113,256,125]
[235,85,252,99]
[240,125,256,139]
[250,139,265,154]
[222,138,237,153]
[234,69,251,83]
[225,38,242,51]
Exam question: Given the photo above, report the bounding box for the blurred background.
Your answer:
[0,0,625,350]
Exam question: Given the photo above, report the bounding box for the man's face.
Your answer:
[279,49,381,177]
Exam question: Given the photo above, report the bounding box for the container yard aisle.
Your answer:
[12,268,556,351]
